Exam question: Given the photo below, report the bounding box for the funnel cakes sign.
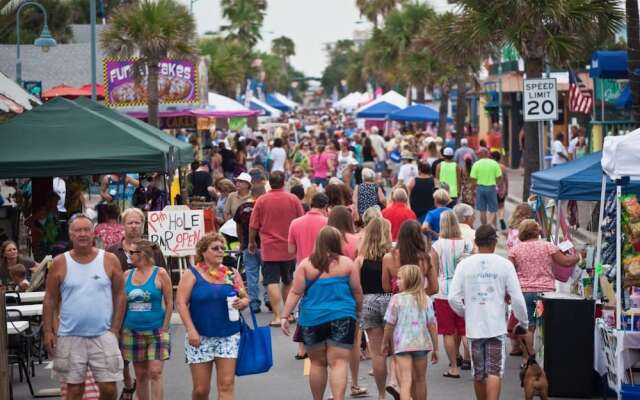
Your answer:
[104,58,198,106]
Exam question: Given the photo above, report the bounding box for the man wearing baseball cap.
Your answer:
[223,172,252,221]
[448,225,528,400]
[454,138,477,168]
[436,147,462,204]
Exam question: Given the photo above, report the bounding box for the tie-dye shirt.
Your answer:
[384,293,436,353]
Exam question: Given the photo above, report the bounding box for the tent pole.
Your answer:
[554,199,562,244]
[594,174,607,300]
[616,183,622,331]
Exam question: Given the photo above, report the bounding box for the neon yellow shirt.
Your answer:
[438,161,458,198]
[470,158,502,186]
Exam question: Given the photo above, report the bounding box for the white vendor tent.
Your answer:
[354,90,407,115]
[334,92,372,112]
[602,128,640,179]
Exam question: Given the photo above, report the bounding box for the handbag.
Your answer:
[235,307,273,376]
[551,203,578,282]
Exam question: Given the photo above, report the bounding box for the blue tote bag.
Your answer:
[235,307,273,376]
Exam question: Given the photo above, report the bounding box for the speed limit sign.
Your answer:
[523,78,558,121]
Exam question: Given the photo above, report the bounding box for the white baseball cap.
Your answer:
[236,172,252,186]
[460,138,468,146]
[443,147,454,156]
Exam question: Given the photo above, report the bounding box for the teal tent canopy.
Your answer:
[0,97,193,178]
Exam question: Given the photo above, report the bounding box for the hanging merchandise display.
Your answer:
[622,195,640,288]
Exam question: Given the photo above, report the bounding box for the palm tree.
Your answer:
[422,12,496,144]
[101,0,197,127]
[271,35,295,80]
[453,0,624,199]
[355,0,406,28]
[199,36,251,97]
[627,0,640,121]
[220,0,267,48]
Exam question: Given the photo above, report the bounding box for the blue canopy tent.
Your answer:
[590,51,628,79]
[265,93,291,112]
[356,101,401,119]
[531,152,640,200]
[388,104,452,123]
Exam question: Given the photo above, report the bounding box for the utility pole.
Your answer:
[90,0,97,101]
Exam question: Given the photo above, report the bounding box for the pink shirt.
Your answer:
[288,210,328,263]
[250,189,304,262]
[508,239,558,293]
[310,152,331,179]
[343,233,358,260]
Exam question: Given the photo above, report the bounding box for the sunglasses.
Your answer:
[127,250,142,255]
[209,245,225,252]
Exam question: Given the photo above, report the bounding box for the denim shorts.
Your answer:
[475,185,498,213]
[301,317,356,350]
[523,292,541,326]
[396,350,429,358]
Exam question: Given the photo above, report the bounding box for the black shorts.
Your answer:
[262,260,295,285]
[301,317,356,350]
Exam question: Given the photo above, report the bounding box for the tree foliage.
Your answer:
[220,0,267,48]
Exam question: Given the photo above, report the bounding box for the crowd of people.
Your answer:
[0,112,587,400]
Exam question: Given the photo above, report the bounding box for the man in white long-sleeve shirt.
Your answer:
[448,224,528,400]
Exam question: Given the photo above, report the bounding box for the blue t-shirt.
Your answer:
[423,207,449,234]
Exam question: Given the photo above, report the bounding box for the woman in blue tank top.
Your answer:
[281,226,364,400]
[121,239,173,400]
[176,233,249,400]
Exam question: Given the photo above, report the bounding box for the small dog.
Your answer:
[520,355,549,400]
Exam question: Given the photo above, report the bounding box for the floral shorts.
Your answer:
[184,333,240,364]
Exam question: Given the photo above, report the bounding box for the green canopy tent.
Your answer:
[0,97,193,178]
[74,97,193,166]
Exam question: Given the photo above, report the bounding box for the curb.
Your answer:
[506,195,597,245]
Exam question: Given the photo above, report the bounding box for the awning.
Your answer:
[265,93,291,112]
[531,152,640,200]
[356,101,401,119]
[42,84,86,99]
[590,51,628,79]
[77,84,105,98]
[388,104,451,123]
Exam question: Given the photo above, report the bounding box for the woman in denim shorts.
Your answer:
[281,227,364,400]
[121,239,173,400]
[355,217,392,399]
[176,233,250,400]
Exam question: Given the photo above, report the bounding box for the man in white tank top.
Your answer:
[43,214,125,400]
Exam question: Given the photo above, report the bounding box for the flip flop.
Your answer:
[385,385,400,400]
[509,350,524,356]
[443,372,461,379]
[269,321,281,327]
[288,315,297,324]
[294,353,308,360]
[350,386,368,397]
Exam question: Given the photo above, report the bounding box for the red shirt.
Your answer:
[382,202,417,241]
[288,210,328,263]
[250,189,304,261]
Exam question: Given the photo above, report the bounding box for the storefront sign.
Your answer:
[104,58,198,106]
[148,207,205,257]
[161,116,196,129]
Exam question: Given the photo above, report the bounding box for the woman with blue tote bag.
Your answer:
[176,233,250,400]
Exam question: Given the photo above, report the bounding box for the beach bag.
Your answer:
[552,205,578,282]
[235,307,273,376]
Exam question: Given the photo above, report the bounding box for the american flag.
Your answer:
[569,70,593,114]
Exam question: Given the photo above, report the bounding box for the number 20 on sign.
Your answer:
[523,78,558,122]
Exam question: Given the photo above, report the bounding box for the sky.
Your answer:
[182,0,454,78]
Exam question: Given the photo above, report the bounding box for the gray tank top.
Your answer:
[58,250,113,337]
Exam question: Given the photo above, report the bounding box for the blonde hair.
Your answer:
[303,185,319,206]
[398,264,426,311]
[509,203,533,229]
[362,206,382,226]
[195,233,226,263]
[121,207,145,224]
[216,179,236,194]
[439,210,462,239]
[131,239,157,265]
[358,217,392,260]
[433,189,450,206]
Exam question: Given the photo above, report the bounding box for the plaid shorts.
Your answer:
[120,328,171,362]
[470,335,506,381]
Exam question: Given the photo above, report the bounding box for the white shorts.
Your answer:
[184,333,241,364]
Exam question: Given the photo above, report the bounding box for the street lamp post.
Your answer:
[15,1,57,85]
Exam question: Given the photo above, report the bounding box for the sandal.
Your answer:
[119,380,136,400]
[385,384,400,400]
[443,372,461,379]
[268,321,281,327]
[350,385,368,397]
[461,360,471,370]
[288,315,297,324]
[509,350,524,356]
[294,353,308,360]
